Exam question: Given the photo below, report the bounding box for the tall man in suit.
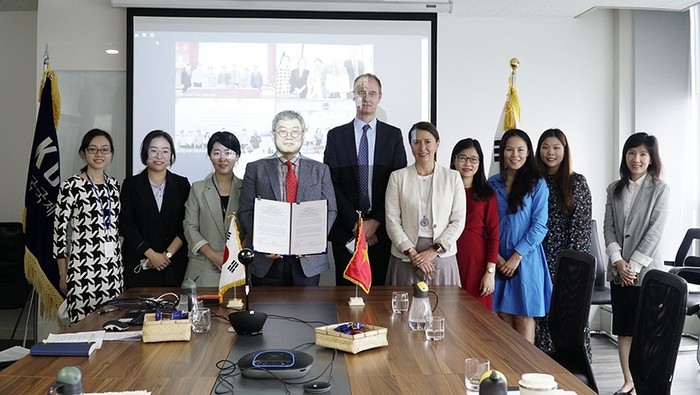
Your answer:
[239,110,337,286]
[324,74,407,286]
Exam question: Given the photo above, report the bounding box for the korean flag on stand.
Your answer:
[219,215,246,302]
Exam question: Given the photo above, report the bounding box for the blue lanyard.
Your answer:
[86,174,113,228]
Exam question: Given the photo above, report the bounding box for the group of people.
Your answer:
[53,73,667,394]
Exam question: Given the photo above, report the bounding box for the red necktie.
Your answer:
[285,160,297,203]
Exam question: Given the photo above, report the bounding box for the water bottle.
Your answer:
[408,281,438,330]
[179,278,198,312]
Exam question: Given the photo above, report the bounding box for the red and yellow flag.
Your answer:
[343,216,372,294]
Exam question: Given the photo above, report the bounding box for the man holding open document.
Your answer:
[239,110,337,285]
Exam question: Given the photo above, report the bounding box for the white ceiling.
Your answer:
[451,0,699,17]
[0,0,698,17]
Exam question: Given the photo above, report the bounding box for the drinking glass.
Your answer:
[425,316,445,341]
[191,307,211,333]
[465,357,490,392]
[391,291,409,313]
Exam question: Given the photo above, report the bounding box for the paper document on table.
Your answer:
[85,391,151,395]
[252,198,328,255]
[0,346,29,362]
[104,331,143,341]
[46,330,105,349]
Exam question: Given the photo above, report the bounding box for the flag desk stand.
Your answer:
[226,298,244,310]
[348,297,365,306]
[348,285,365,306]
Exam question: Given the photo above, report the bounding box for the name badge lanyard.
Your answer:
[86,175,113,228]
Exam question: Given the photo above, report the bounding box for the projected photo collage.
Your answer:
[173,42,372,166]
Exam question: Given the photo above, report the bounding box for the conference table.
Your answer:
[0,286,595,394]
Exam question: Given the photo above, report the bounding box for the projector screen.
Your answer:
[128,9,437,180]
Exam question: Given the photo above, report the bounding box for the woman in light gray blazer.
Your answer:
[603,132,669,395]
[183,132,243,287]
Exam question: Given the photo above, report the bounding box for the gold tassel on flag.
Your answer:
[489,58,522,176]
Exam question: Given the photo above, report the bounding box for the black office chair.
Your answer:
[588,219,614,344]
[547,249,599,393]
[0,222,30,371]
[669,266,700,365]
[670,228,700,267]
[666,228,700,361]
[590,219,611,305]
[629,269,687,395]
[0,222,30,338]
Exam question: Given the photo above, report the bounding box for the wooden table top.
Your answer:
[0,286,595,394]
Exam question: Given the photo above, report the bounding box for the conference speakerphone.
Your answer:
[238,349,313,379]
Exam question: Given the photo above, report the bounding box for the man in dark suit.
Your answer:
[324,73,407,286]
[239,110,337,286]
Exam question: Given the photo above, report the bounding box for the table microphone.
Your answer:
[228,248,267,336]
[46,366,82,395]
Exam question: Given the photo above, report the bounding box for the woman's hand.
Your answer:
[479,264,496,296]
[57,258,67,295]
[412,248,438,268]
[59,274,67,295]
[205,250,224,271]
[417,261,436,278]
[145,249,170,271]
[614,260,637,286]
[498,252,522,278]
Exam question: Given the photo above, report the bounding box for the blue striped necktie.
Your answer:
[358,124,370,214]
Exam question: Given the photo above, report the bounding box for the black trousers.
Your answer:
[251,256,320,286]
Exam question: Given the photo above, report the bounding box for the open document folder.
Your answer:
[252,198,328,256]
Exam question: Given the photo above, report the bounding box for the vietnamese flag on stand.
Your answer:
[343,215,372,294]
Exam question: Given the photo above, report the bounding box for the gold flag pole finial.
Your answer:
[43,44,50,70]
[510,57,519,72]
[510,57,519,84]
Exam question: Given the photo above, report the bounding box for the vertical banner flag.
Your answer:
[343,213,372,294]
[219,214,246,301]
[489,58,521,176]
[24,64,65,325]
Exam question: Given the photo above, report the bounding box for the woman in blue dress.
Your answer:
[488,129,551,343]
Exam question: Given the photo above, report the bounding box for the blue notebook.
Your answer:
[30,342,98,357]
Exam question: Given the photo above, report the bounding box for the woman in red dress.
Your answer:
[450,138,499,309]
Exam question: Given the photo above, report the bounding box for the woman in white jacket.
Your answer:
[385,121,466,285]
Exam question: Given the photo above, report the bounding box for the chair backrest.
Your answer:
[629,269,688,395]
[548,249,598,393]
[590,219,606,286]
[669,266,700,286]
[673,228,700,266]
[0,222,28,310]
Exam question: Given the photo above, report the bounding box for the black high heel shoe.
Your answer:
[612,388,634,395]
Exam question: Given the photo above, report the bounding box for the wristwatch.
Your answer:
[431,243,444,252]
[487,266,495,274]
[165,250,173,259]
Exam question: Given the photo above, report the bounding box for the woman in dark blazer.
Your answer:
[604,132,669,395]
[120,130,191,288]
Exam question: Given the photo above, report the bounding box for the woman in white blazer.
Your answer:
[604,132,669,395]
[385,122,466,285]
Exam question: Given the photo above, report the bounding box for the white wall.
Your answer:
[436,13,614,228]
[0,11,37,222]
[633,10,695,260]
[1,1,692,258]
